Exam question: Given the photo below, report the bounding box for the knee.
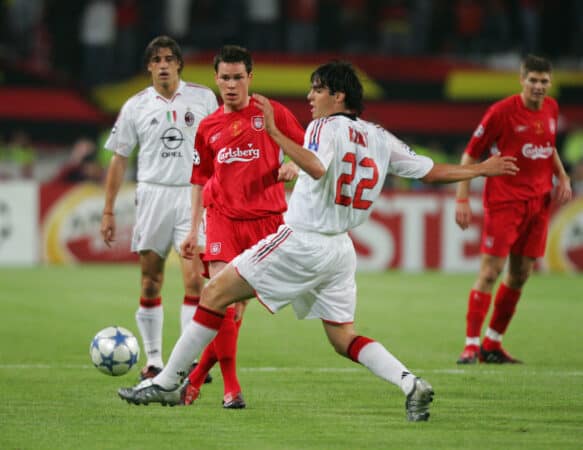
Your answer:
[141,277,161,298]
[200,281,215,304]
[478,265,502,288]
[200,278,226,310]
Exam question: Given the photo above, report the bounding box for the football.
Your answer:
[90,326,140,376]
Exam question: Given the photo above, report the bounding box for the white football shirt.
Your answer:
[285,114,434,234]
[104,80,218,186]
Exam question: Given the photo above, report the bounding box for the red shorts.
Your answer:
[204,207,284,263]
[481,193,551,258]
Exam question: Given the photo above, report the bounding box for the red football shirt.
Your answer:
[191,98,304,219]
[465,94,558,204]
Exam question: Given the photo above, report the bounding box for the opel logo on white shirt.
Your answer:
[160,127,184,149]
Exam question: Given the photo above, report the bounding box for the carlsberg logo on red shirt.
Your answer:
[217,146,260,164]
[521,143,553,160]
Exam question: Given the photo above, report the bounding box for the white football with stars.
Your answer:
[90,326,139,376]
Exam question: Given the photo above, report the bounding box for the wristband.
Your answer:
[103,211,114,215]
[455,198,469,204]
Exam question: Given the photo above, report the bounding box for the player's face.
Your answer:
[307,83,337,119]
[520,71,551,109]
[148,48,181,91]
[215,62,252,112]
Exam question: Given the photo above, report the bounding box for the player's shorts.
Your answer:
[233,224,357,324]
[481,193,551,258]
[204,206,284,263]
[132,183,205,258]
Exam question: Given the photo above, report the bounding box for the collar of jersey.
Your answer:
[329,112,357,121]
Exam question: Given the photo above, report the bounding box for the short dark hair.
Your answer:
[144,35,184,73]
[521,54,552,77]
[310,61,364,115]
[213,45,253,74]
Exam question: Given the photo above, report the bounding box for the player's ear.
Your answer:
[519,75,526,89]
[335,91,346,106]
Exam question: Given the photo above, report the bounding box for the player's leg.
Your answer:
[187,341,218,391]
[147,265,253,386]
[184,260,233,401]
[322,322,433,422]
[179,247,205,332]
[205,261,246,408]
[480,196,547,363]
[132,184,176,378]
[179,246,214,384]
[457,253,506,364]
[136,250,166,378]
[315,234,432,421]
[213,307,246,408]
[480,254,533,363]
[117,263,254,405]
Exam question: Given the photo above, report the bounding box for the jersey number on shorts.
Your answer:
[335,152,379,210]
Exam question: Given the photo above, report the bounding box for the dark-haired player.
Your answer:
[455,55,571,364]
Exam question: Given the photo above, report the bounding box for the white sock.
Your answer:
[485,328,502,342]
[135,305,164,368]
[180,304,197,334]
[357,342,415,395]
[465,337,480,346]
[153,320,218,388]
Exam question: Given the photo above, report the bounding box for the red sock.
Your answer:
[347,336,374,362]
[183,295,200,306]
[214,308,242,396]
[188,343,217,389]
[488,283,521,335]
[140,296,161,307]
[193,305,224,330]
[465,290,492,338]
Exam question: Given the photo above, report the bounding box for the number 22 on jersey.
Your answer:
[335,127,379,210]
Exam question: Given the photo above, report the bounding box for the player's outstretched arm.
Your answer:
[421,154,518,184]
[253,93,325,179]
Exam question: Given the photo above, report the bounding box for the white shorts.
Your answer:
[233,224,357,323]
[132,183,205,258]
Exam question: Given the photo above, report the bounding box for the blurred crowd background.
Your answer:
[1,0,583,193]
[2,0,583,83]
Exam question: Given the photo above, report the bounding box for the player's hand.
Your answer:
[553,175,572,205]
[234,300,249,322]
[100,213,115,247]
[180,231,198,260]
[481,154,519,176]
[278,161,299,182]
[455,201,472,230]
[252,93,278,136]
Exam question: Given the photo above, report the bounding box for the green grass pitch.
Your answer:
[0,265,582,449]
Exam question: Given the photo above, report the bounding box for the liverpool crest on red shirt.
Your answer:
[251,115,264,131]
